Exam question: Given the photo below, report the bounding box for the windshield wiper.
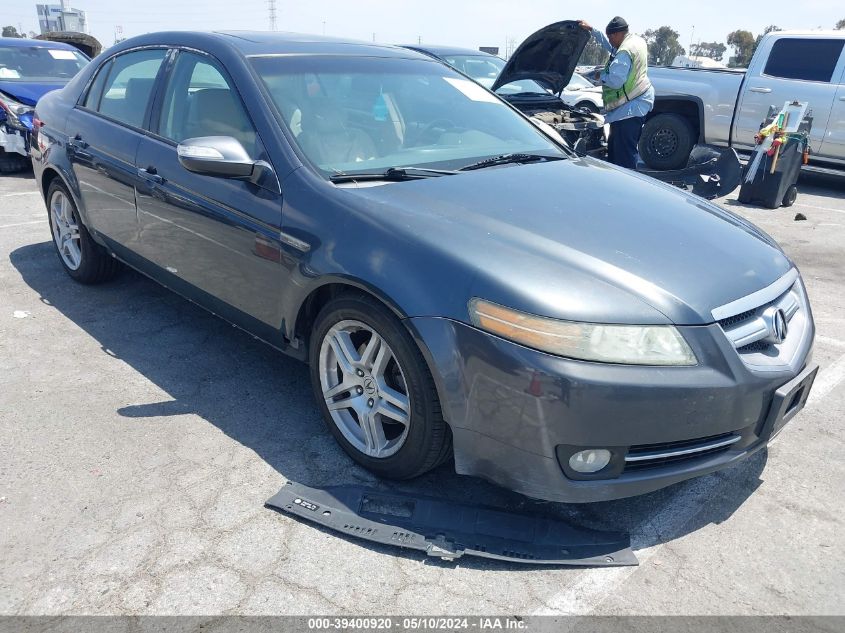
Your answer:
[330,166,458,183]
[459,153,567,172]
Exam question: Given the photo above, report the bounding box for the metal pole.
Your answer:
[268,0,277,31]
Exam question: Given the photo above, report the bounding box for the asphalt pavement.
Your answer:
[1,168,843,616]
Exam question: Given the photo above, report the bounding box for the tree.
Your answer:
[578,37,609,67]
[727,29,755,67]
[2,26,23,38]
[643,26,685,66]
[753,25,781,56]
[690,41,727,61]
[836,19,845,29]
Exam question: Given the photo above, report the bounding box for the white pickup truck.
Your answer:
[641,30,845,172]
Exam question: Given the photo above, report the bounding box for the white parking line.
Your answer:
[534,474,723,615]
[809,351,845,405]
[795,203,845,215]
[0,191,39,198]
[0,220,44,229]
[817,335,845,349]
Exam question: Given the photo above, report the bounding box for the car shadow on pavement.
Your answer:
[0,167,35,180]
[798,172,845,200]
[10,241,768,567]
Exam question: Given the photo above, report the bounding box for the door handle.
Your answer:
[749,87,772,94]
[67,134,88,150]
[840,96,845,101]
[137,166,164,185]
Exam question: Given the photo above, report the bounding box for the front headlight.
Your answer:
[0,93,34,129]
[469,299,697,366]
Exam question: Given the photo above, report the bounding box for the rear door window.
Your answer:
[763,38,845,82]
[82,59,112,109]
[96,49,167,128]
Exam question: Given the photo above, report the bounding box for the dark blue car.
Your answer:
[31,31,817,503]
[0,37,88,172]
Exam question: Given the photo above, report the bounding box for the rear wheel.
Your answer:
[639,113,695,170]
[309,293,451,479]
[47,180,121,284]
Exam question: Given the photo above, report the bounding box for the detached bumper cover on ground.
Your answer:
[267,482,637,566]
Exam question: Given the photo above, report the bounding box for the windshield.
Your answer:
[438,54,549,94]
[0,45,88,81]
[442,54,503,87]
[495,79,552,96]
[251,56,564,177]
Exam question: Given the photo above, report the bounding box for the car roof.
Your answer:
[765,29,845,38]
[401,44,497,59]
[0,36,80,50]
[110,31,428,59]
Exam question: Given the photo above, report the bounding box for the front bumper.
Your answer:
[408,314,815,503]
[0,124,30,157]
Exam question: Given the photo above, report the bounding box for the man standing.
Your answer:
[579,17,654,169]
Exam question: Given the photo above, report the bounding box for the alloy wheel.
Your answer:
[318,320,411,458]
[49,190,82,271]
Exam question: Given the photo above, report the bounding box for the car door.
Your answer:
[65,48,168,247]
[818,63,845,163]
[133,49,287,331]
[732,36,845,153]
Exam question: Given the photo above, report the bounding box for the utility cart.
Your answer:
[738,101,812,209]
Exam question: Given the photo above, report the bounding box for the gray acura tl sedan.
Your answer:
[30,31,817,503]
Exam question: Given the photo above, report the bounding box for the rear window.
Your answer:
[0,45,88,81]
[763,38,845,82]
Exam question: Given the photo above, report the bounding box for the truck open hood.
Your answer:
[492,21,590,95]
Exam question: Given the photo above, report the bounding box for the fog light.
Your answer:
[569,449,612,474]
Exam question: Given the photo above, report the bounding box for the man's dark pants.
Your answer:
[607,115,645,169]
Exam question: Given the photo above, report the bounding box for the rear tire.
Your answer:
[46,180,121,284]
[639,113,695,170]
[309,292,451,480]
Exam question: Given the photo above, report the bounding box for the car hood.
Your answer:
[0,80,67,106]
[492,21,589,95]
[341,159,792,325]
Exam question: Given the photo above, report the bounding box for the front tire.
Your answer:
[47,180,121,284]
[639,113,695,170]
[309,293,451,479]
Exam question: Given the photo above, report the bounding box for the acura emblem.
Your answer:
[763,307,789,344]
[363,378,377,396]
[773,309,788,343]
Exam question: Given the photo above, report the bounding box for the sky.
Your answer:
[3,0,844,56]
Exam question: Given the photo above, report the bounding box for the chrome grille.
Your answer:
[712,269,811,373]
[624,432,741,472]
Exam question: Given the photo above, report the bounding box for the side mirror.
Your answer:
[177,136,280,193]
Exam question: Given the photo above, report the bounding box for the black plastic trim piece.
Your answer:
[266,482,637,567]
